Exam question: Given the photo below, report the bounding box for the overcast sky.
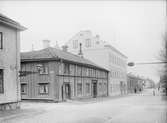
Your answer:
[0,0,166,82]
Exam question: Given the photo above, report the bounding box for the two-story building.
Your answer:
[20,46,109,101]
[0,14,26,110]
[127,73,144,93]
[65,30,127,96]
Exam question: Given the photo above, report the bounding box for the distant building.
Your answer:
[144,78,155,89]
[65,30,127,96]
[20,43,109,101]
[0,14,26,110]
[127,73,144,93]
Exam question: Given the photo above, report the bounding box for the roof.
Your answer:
[21,47,109,72]
[104,44,127,58]
[0,13,26,31]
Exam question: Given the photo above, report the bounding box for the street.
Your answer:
[0,89,166,123]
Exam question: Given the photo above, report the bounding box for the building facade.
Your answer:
[127,73,144,93]
[20,47,109,101]
[0,14,26,110]
[65,30,127,96]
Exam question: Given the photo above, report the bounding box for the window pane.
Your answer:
[77,83,82,95]
[0,69,4,93]
[39,83,49,94]
[0,32,2,49]
[21,84,27,94]
[86,83,90,94]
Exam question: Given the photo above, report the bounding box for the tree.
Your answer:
[160,31,167,96]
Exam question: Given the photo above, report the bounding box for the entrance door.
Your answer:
[92,80,97,98]
[65,83,70,99]
[62,83,71,101]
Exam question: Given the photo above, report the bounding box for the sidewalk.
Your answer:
[66,94,131,104]
[0,108,45,122]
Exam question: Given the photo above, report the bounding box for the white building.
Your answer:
[65,30,127,96]
[0,14,26,110]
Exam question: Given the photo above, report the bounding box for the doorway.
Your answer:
[62,83,71,101]
[92,80,97,98]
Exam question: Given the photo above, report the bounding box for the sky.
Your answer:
[0,0,166,83]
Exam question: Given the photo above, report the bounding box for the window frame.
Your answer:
[0,69,4,94]
[39,63,49,75]
[86,83,90,94]
[21,83,27,94]
[64,63,70,74]
[0,32,3,49]
[73,40,78,49]
[85,38,91,47]
[77,83,82,96]
[38,83,49,95]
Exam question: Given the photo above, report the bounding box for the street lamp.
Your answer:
[127,61,167,67]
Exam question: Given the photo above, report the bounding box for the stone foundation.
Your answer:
[0,102,20,111]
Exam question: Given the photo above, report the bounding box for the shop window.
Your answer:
[39,83,49,94]
[0,69,4,93]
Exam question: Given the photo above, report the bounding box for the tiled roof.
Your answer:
[0,13,26,31]
[21,47,108,71]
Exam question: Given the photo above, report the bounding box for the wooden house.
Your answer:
[20,47,109,101]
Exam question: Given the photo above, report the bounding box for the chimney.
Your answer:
[62,45,68,52]
[78,43,83,57]
[42,40,50,49]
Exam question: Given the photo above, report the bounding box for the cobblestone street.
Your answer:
[0,89,166,123]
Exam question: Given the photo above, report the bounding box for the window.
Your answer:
[64,63,70,74]
[86,83,90,94]
[86,68,89,76]
[85,39,91,47]
[77,66,82,76]
[21,83,27,94]
[73,40,78,49]
[0,32,3,49]
[77,83,82,95]
[0,69,4,93]
[39,63,49,74]
[88,68,92,77]
[96,41,99,44]
[39,83,49,94]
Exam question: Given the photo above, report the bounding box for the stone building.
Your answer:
[0,14,26,110]
[127,73,144,93]
[20,46,109,101]
[65,30,127,96]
